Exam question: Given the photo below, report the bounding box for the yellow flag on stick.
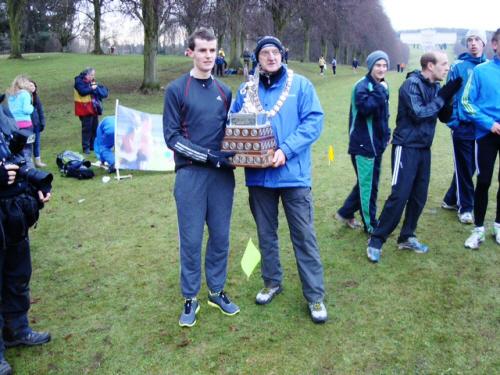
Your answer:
[241,238,261,280]
[328,145,334,165]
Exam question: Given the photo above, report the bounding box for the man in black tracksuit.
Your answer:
[366,51,462,263]
[163,28,239,328]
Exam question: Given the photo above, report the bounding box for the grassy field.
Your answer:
[0,50,498,374]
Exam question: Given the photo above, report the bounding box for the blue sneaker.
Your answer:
[3,327,51,347]
[208,291,240,316]
[179,298,200,327]
[366,246,381,263]
[398,237,429,253]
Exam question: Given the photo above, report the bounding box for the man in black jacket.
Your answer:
[366,51,462,263]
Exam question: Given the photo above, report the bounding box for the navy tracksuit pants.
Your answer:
[79,115,98,153]
[338,154,382,234]
[474,133,500,226]
[369,145,431,249]
[174,165,234,299]
[442,136,475,213]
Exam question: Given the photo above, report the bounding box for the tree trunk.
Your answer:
[302,21,310,62]
[141,0,160,93]
[92,0,104,54]
[320,36,327,60]
[227,0,243,70]
[7,0,27,59]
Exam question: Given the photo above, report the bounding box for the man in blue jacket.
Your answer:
[366,51,462,263]
[462,29,500,249]
[163,28,238,327]
[232,36,327,323]
[336,50,390,234]
[441,30,487,224]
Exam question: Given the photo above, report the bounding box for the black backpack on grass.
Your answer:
[56,150,94,180]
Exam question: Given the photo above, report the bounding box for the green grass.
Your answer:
[0,51,498,374]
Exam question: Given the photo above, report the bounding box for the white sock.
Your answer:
[476,226,485,232]
[494,222,500,228]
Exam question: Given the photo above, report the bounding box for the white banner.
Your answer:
[115,102,174,171]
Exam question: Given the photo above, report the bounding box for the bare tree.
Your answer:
[78,0,114,54]
[173,0,211,36]
[121,0,175,93]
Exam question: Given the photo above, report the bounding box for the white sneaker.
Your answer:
[458,212,473,224]
[464,227,485,249]
[493,224,500,245]
[308,301,328,324]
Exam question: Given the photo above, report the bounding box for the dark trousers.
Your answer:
[174,166,234,298]
[216,64,224,76]
[80,115,98,153]
[338,154,382,233]
[443,136,475,213]
[474,133,500,226]
[369,146,431,249]
[332,66,336,75]
[248,187,325,303]
[0,236,32,353]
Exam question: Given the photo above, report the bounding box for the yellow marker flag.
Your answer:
[241,238,261,280]
[328,145,334,165]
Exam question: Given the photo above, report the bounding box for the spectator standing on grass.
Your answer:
[74,67,108,155]
[231,35,328,324]
[462,28,500,249]
[441,29,487,224]
[352,57,359,72]
[336,51,391,234]
[215,52,226,77]
[6,75,34,168]
[331,57,337,75]
[0,96,52,375]
[365,51,463,263]
[28,80,47,168]
[163,27,239,328]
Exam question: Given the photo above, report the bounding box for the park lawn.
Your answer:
[0,51,498,374]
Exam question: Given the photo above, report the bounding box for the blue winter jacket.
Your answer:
[446,52,487,140]
[7,90,33,122]
[348,74,390,157]
[231,66,324,188]
[94,116,115,166]
[461,55,500,140]
[392,70,450,148]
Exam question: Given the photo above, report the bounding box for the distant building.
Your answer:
[400,29,457,50]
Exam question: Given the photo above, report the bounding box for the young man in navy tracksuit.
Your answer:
[163,28,239,327]
[336,51,390,234]
[366,51,462,263]
[462,29,500,249]
[441,29,487,224]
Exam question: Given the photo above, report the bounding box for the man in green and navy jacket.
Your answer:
[337,50,390,234]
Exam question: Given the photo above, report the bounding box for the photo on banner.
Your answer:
[115,103,174,171]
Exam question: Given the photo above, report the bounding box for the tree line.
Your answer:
[1,0,408,93]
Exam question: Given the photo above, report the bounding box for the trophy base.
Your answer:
[230,149,275,168]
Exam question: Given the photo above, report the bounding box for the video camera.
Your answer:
[0,129,53,192]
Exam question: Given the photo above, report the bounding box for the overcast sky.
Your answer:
[382,0,499,31]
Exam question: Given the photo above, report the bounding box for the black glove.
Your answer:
[438,77,463,102]
[207,150,236,169]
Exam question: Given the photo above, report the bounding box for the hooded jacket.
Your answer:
[461,55,500,140]
[446,52,487,139]
[392,70,449,149]
[348,74,390,157]
[231,65,324,188]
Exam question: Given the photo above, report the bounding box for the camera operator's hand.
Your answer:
[0,163,19,185]
[438,77,463,102]
[207,150,236,169]
[37,190,51,203]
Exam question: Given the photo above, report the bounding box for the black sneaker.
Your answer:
[4,328,51,348]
